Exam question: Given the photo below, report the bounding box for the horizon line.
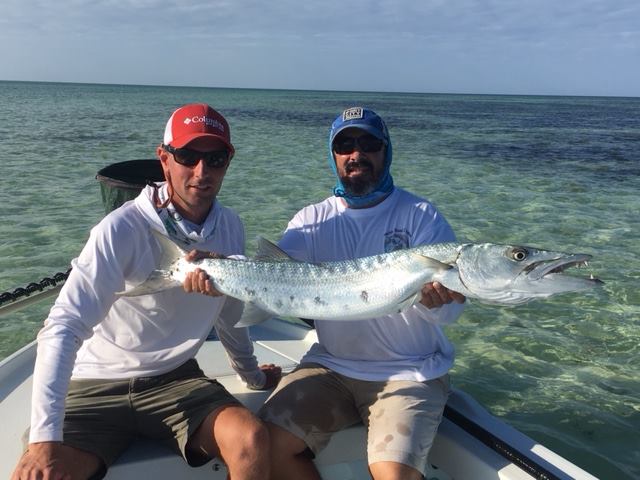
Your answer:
[1,78,638,100]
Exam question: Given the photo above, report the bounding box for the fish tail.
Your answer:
[116,230,183,297]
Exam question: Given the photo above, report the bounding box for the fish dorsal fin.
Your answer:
[255,237,297,262]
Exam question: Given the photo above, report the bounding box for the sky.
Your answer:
[1,0,639,97]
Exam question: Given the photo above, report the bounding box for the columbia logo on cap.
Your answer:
[183,115,225,133]
[163,103,235,155]
[343,107,364,121]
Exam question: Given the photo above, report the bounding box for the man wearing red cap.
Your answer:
[11,104,280,480]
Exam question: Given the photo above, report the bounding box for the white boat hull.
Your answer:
[0,318,597,480]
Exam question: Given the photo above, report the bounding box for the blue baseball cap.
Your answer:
[327,107,395,208]
[329,107,390,145]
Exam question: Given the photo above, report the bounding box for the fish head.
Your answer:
[443,243,603,305]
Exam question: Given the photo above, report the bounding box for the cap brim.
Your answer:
[171,133,235,157]
[331,124,385,142]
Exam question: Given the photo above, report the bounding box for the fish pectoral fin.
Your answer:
[409,252,453,271]
[234,302,275,328]
[254,237,298,262]
[395,292,420,313]
[116,270,179,297]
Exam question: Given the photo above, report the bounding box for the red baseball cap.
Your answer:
[163,103,235,158]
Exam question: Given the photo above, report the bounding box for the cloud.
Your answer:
[4,0,638,49]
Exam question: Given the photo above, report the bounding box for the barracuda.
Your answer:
[119,233,603,327]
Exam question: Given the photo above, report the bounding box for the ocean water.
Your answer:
[0,81,638,479]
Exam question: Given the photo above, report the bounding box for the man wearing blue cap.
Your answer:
[260,107,466,479]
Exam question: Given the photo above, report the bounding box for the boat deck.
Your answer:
[0,318,596,479]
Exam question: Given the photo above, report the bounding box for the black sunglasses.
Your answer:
[332,134,385,155]
[162,144,229,168]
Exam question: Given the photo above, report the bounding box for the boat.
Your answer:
[0,161,599,479]
[0,314,599,480]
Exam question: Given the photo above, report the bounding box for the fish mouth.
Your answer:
[524,254,602,283]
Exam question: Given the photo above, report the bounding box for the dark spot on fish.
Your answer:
[275,299,283,308]
[290,295,295,302]
[244,287,256,296]
[360,290,369,303]
[263,287,268,292]
[314,296,327,306]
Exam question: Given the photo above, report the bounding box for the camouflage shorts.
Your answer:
[259,362,450,474]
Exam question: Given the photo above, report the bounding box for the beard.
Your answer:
[339,160,380,196]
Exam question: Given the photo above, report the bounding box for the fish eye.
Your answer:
[509,247,528,261]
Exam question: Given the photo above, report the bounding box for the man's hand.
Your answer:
[183,250,224,297]
[255,364,282,390]
[11,441,101,480]
[419,282,465,309]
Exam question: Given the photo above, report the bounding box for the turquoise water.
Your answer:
[1,81,638,479]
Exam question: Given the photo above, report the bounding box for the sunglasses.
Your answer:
[162,144,229,168]
[332,134,385,155]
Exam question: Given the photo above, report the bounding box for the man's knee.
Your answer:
[12,443,104,480]
[238,418,270,453]
[266,422,309,458]
[216,408,270,462]
[369,460,423,480]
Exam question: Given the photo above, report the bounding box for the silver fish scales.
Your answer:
[119,233,602,327]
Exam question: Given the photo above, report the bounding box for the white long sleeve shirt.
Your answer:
[30,184,264,443]
[279,188,464,382]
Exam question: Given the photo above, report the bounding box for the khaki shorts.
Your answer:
[259,363,450,474]
[59,359,240,471]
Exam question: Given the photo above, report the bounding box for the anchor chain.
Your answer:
[0,268,72,307]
